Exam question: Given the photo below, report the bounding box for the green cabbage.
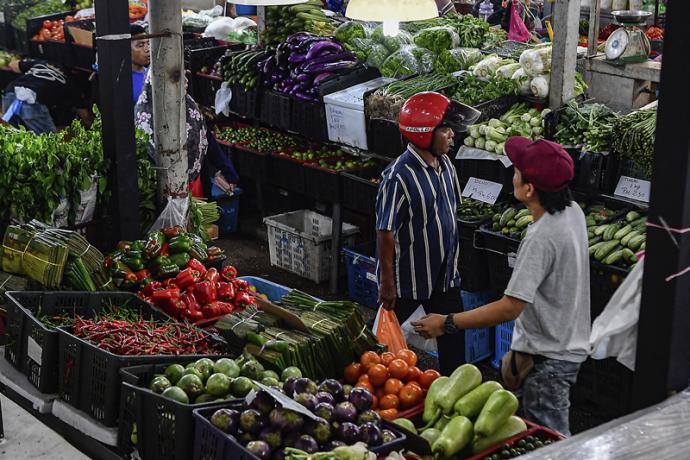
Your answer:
[413,26,460,54]
[335,21,368,44]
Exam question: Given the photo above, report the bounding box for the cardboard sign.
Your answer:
[615,176,651,203]
[462,177,503,205]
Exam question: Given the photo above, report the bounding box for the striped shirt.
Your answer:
[375,145,461,301]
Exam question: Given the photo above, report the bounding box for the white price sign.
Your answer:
[615,176,651,203]
[462,177,503,205]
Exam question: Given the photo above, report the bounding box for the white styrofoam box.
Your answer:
[263,210,359,283]
[323,77,395,150]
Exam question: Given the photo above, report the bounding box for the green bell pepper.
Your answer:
[150,255,172,272]
[189,243,208,261]
[122,251,145,271]
[157,264,180,279]
[144,231,166,259]
[168,252,191,269]
[131,240,147,252]
[168,234,193,254]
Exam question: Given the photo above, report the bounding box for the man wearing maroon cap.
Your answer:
[413,137,591,436]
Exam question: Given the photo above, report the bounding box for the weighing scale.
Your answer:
[605,10,653,65]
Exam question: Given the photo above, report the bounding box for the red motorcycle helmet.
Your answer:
[399,91,480,150]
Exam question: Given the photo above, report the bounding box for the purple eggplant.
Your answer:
[359,423,383,447]
[302,60,358,75]
[294,378,317,395]
[357,409,381,427]
[259,426,283,450]
[315,392,335,406]
[251,390,276,415]
[294,393,317,412]
[210,408,240,434]
[240,409,267,434]
[294,92,317,102]
[283,377,298,397]
[305,417,332,445]
[325,440,346,450]
[296,73,313,83]
[314,402,335,422]
[348,387,373,412]
[337,422,361,445]
[246,440,272,460]
[334,401,358,423]
[318,380,344,402]
[313,72,335,87]
[294,435,319,454]
[288,53,307,64]
[306,41,344,60]
[301,51,354,67]
[382,429,397,444]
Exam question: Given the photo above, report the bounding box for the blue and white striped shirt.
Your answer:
[375,145,461,301]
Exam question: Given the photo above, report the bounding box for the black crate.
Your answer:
[458,218,491,292]
[195,72,224,109]
[367,118,406,158]
[192,404,407,460]
[260,90,292,131]
[341,166,385,214]
[316,66,381,100]
[456,158,515,193]
[183,37,218,67]
[64,20,96,69]
[57,320,226,427]
[7,291,163,395]
[234,145,269,181]
[25,11,76,60]
[290,98,328,141]
[0,21,15,50]
[474,95,520,123]
[266,153,311,194]
[475,225,521,297]
[565,149,622,195]
[590,261,628,321]
[573,357,633,420]
[118,361,237,460]
[229,83,261,119]
[303,163,345,203]
[4,293,25,370]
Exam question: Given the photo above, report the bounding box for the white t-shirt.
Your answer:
[505,202,591,363]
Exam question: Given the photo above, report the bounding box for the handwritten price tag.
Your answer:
[462,177,503,205]
[615,176,651,203]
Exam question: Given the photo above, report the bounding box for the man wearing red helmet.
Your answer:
[375,92,479,375]
[413,137,591,436]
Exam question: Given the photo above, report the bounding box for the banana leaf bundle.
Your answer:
[1,225,68,288]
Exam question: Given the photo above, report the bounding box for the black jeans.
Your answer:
[395,287,464,376]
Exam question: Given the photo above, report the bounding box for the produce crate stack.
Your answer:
[342,242,378,309]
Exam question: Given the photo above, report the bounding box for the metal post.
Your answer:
[549,0,581,109]
[94,0,140,243]
[148,0,188,201]
[632,0,690,409]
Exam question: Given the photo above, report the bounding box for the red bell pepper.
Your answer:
[220,265,238,282]
[193,281,217,305]
[143,280,163,297]
[232,278,250,293]
[163,298,186,319]
[217,282,236,302]
[162,226,184,240]
[183,308,204,322]
[202,303,222,318]
[160,243,170,257]
[175,268,200,290]
[151,287,181,306]
[215,301,234,314]
[136,291,150,302]
[134,269,152,281]
[234,291,255,309]
[186,258,207,277]
[204,267,220,283]
[163,277,178,288]
[181,292,201,311]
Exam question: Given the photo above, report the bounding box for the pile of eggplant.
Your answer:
[258,33,362,103]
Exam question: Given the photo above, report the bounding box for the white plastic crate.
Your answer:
[263,210,359,283]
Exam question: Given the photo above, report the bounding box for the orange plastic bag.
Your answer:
[373,306,408,355]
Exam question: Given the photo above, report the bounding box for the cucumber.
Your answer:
[474,389,519,437]
[622,248,637,264]
[515,215,534,229]
[604,249,625,265]
[594,224,610,236]
[603,224,621,241]
[628,234,646,251]
[588,229,596,239]
[640,242,646,250]
[514,209,530,220]
[626,211,641,222]
[586,217,596,227]
[595,240,620,261]
[613,224,633,241]
[589,235,602,245]
[499,208,517,227]
[471,416,528,454]
[492,213,501,222]
[435,364,482,415]
[454,381,503,420]
[621,230,641,247]
[630,217,647,227]
[506,219,516,228]
[589,241,607,256]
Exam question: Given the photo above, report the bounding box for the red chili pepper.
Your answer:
[217,282,236,302]
[183,308,204,322]
[181,292,201,311]
[220,265,238,282]
[193,281,217,305]
[186,258,207,276]
[204,267,220,283]
[175,268,201,290]
[232,278,250,292]
[142,280,163,296]
[234,291,255,309]
[134,269,152,281]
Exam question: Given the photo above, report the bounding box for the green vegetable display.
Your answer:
[481,433,557,459]
[452,74,519,107]
[11,0,65,31]
[334,21,367,44]
[413,26,459,54]
[380,45,434,78]
[490,207,533,241]
[371,25,413,53]
[435,47,484,74]
[612,108,657,178]
[554,100,619,152]
[589,211,646,268]
[263,1,335,45]
[222,49,268,90]
[465,103,546,154]
[457,199,506,223]
[366,74,458,121]
[216,126,300,153]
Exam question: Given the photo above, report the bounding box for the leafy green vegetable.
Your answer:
[11,0,65,31]
[380,45,434,78]
[335,21,367,43]
[413,26,460,54]
[435,48,484,74]
[452,74,519,107]
[554,100,618,152]
[612,108,656,178]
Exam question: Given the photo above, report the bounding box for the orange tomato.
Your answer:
[379,408,399,420]
[383,378,404,395]
[43,20,52,29]
[379,394,400,410]
[399,382,424,409]
[368,364,389,387]
[357,373,370,384]
[405,366,422,383]
[360,351,382,370]
[65,16,74,22]
[388,359,409,380]
[397,349,418,367]
[355,380,374,394]
[371,394,379,410]
[344,362,363,384]
[375,386,385,400]
[380,351,396,366]
[419,369,441,389]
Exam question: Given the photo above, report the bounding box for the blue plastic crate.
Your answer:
[342,242,378,309]
[492,320,515,369]
[424,291,493,365]
[462,291,493,364]
[238,276,291,303]
[215,187,242,236]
